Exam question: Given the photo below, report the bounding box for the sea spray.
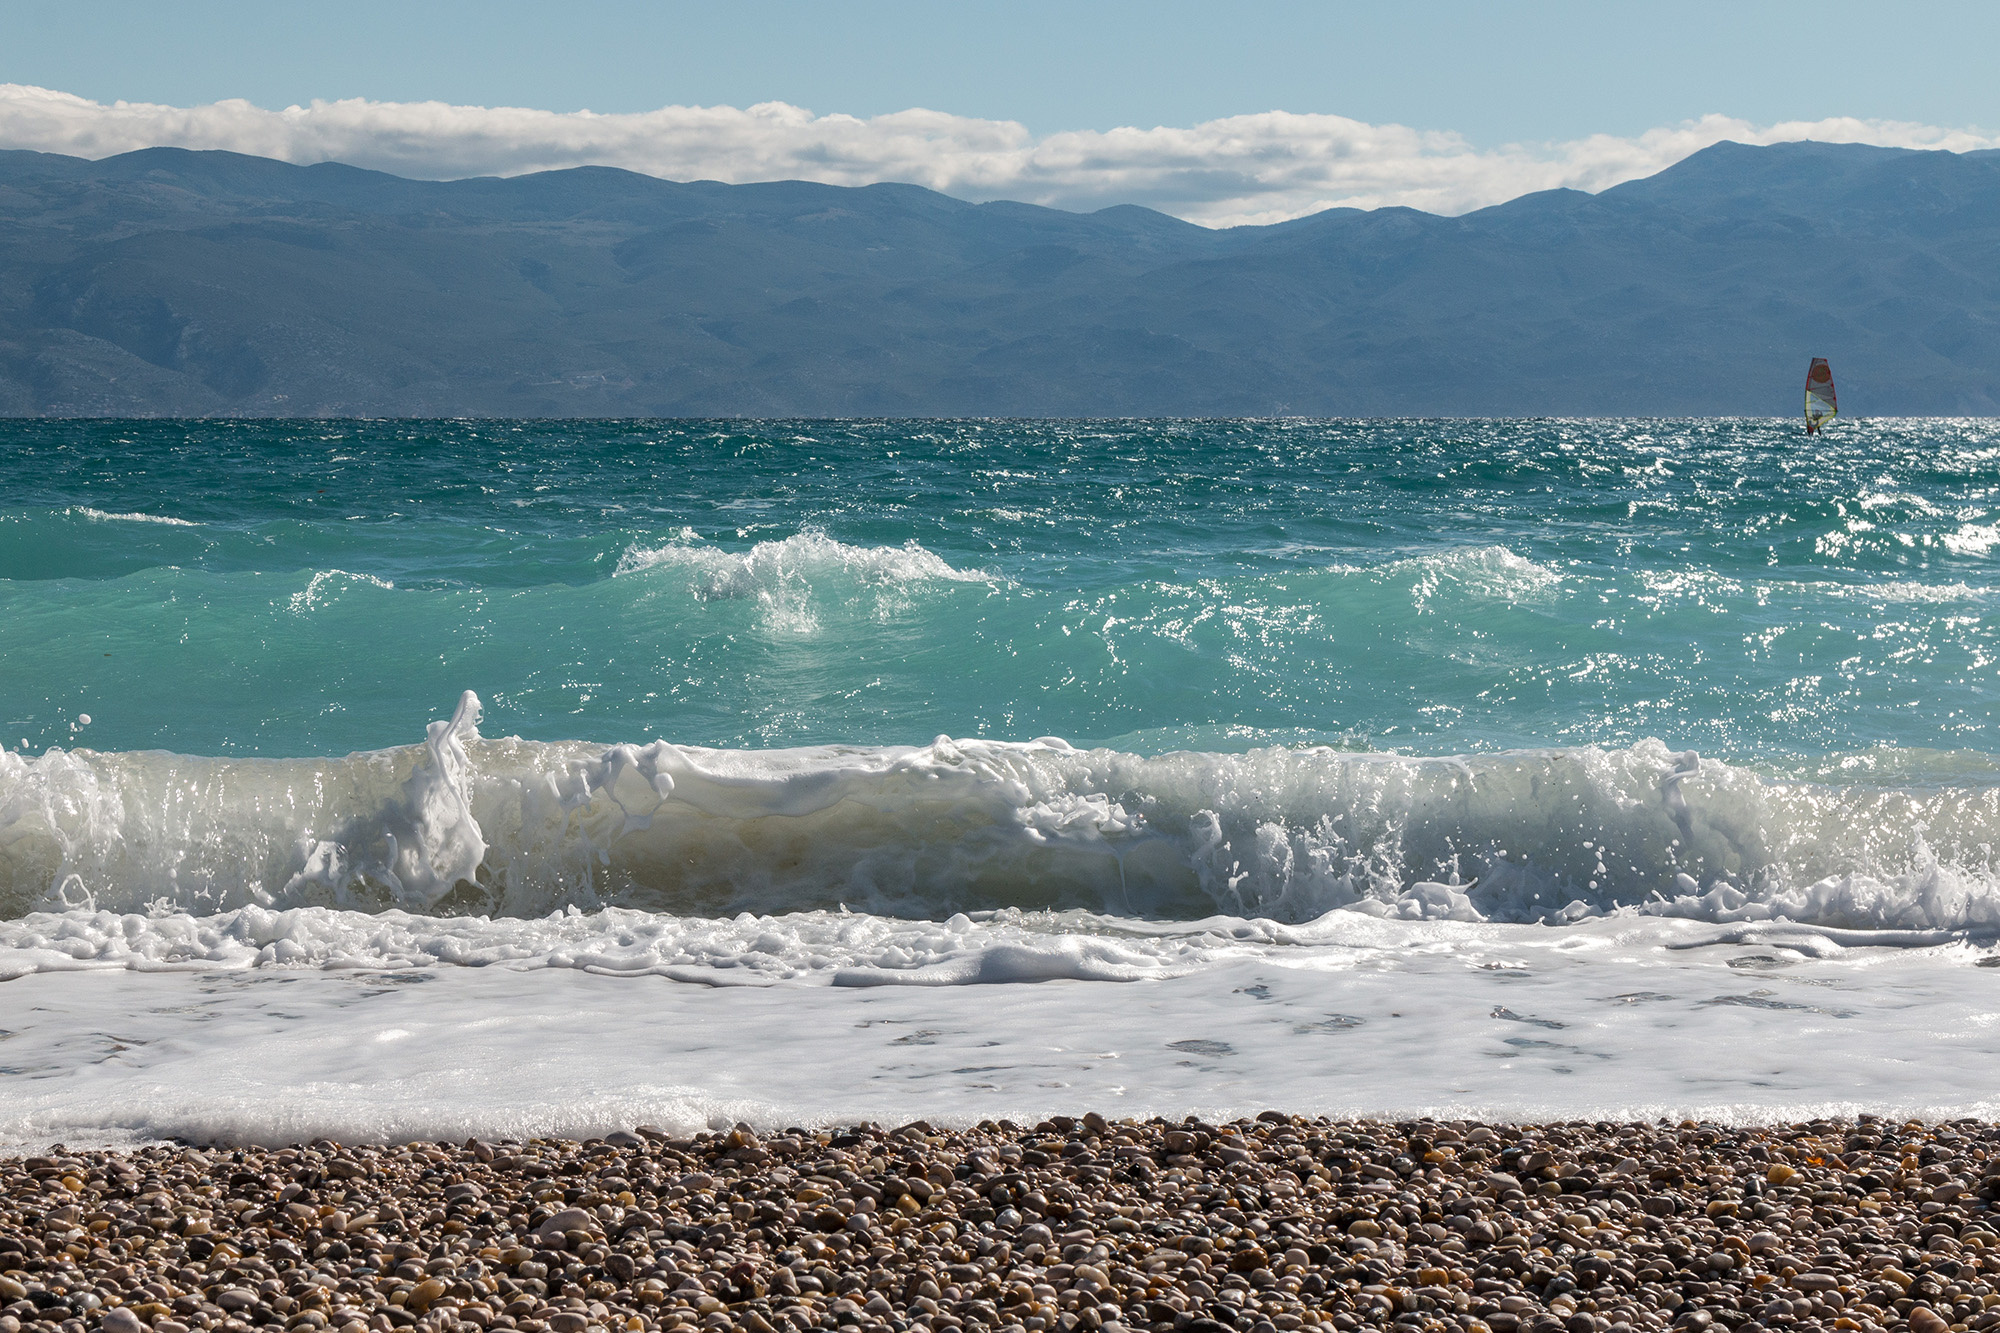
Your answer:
[4,696,1996,932]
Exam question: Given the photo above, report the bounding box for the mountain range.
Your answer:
[1,139,1996,416]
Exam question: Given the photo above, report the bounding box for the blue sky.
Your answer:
[4,1,1996,224]
[11,0,1997,145]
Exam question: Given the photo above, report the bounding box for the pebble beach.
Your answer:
[4,1116,1996,1333]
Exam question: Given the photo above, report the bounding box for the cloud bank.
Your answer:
[3,83,1996,226]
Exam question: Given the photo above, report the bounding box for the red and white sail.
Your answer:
[1805,358,1837,431]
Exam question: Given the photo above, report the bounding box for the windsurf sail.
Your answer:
[1804,358,1836,433]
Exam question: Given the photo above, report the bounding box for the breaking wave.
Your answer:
[614,530,996,629]
[1379,545,1563,610]
[4,693,1998,936]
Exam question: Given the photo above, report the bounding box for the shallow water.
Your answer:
[6,919,1999,1149]
[2,418,1997,1145]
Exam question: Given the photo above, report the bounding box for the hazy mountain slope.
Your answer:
[0,141,1995,416]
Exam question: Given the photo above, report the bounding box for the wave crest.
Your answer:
[1381,545,1563,610]
[615,530,994,629]
[4,695,1999,931]
[71,506,199,527]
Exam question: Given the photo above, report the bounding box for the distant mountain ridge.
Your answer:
[0,140,1995,416]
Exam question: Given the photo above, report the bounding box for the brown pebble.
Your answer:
[1909,1307,1950,1333]
[0,1115,1996,1333]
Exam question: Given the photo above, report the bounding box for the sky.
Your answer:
[4,0,1998,225]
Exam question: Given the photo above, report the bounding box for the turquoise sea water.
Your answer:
[2,417,1995,767]
[6,418,2000,1142]
[2,417,1998,929]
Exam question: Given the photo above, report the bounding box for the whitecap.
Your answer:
[70,506,198,527]
[1370,545,1563,610]
[613,529,997,631]
[287,569,396,613]
[614,528,995,588]
[1944,523,2000,556]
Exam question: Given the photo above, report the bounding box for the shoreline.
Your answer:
[2,1116,1991,1333]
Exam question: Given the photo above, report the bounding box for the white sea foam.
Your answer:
[70,506,198,527]
[0,903,1235,985]
[614,530,996,630]
[1945,523,2000,556]
[1774,576,1988,604]
[5,915,1999,1149]
[0,894,1976,989]
[1334,545,1562,612]
[615,530,994,589]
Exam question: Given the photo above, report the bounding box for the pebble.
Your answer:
[1,1115,1995,1333]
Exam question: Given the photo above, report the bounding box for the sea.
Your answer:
[2,417,1998,1149]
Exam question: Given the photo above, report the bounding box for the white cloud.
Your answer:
[2,83,1995,227]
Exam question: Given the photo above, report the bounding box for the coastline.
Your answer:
[3,1115,1990,1333]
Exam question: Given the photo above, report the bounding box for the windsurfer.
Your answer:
[1804,358,1836,433]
